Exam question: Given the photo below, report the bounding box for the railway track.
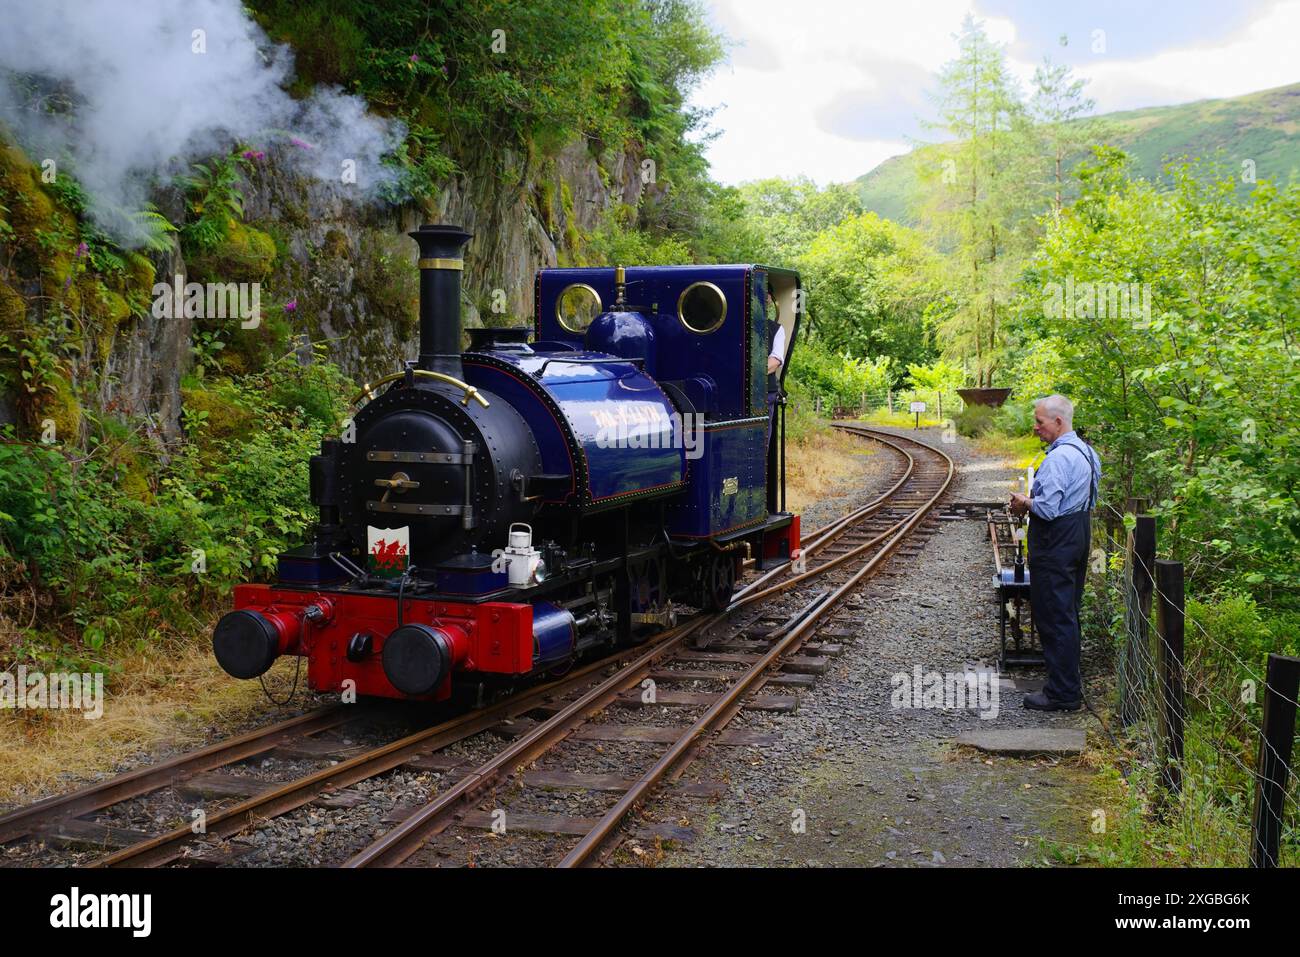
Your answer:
[0,425,952,868]
[345,424,954,868]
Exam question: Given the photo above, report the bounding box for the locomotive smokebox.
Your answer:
[410,224,473,376]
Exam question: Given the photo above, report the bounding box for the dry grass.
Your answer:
[785,424,882,514]
[0,639,306,804]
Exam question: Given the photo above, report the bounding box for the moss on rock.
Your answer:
[188,219,277,284]
[180,379,255,442]
[0,280,26,333]
[322,229,350,259]
[29,374,82,443]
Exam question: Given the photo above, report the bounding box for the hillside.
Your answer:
[853,82,1300,224]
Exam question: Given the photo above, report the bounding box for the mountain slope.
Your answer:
[852,82,1300,224]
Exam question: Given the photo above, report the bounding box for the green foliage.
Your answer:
[992,399,1035,435]
[178,154,249,256]
[249,0,723,197]
[915,15,1044,387]
[581,220,692,266]
[0,349,350,664]
[854,80,1300,226]
[1074,593,1300,867]
[735,177,863,265]
[798,212,950,373]
[905,359,964,393]
[787,335,891,411]
[953,404,998,437]
[1021,158,1300,596]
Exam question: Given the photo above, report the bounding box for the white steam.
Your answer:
[0,0,406,245]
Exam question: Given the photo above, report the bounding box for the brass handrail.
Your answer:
[352,369,489,408]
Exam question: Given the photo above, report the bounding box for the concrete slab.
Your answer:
[953,728,1086,757]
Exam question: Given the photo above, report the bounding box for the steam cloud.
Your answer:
[0,0,406,245]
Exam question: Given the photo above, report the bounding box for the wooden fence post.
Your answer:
[1119,514,1156,727]
[1250,653,1300,867]
[1155,560,1185,797]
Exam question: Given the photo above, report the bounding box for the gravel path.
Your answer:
[622,424,1107,868]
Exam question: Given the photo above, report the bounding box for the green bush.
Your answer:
[954,404,998,437]
[0,348,350,666]
[992,399,1035,435]
[787,335,890,411]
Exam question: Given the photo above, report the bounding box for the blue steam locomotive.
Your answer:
[212,224,802,703]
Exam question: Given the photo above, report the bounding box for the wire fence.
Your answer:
[1087,498,1300,867]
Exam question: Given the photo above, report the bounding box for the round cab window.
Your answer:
[556,283,602,333]
[677,281,727,334]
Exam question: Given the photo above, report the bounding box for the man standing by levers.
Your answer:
[1008,395,1101,712]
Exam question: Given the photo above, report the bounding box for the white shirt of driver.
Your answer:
[769,324,785,366]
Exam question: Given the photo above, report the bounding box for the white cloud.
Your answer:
[692,0,1300,187]
[1074,1,1300,113]
[691,0,1017,186]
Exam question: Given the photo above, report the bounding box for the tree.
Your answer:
[917,14,1034,387]
[1024,155,1300,594]
[736,177,864,265]
[1027,55,1101,218]
[797,212,950,375]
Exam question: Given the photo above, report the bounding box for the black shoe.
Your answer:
[1023,691,1082,712]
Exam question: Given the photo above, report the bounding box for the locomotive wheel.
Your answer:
[703,552,736,611]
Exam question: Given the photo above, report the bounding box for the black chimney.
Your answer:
[409,224,473,376]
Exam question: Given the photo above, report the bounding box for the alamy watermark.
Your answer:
[1043,278,1151,325]
[151,275,261,328]
[891,665,1000,719]
[593,408,704,460]
[1,667,104,719]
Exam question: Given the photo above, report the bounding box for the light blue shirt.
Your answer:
[1030,430,1101,521]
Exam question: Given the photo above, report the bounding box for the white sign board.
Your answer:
[909,401,927,413]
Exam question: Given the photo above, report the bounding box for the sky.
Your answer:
[690,0,1300,186]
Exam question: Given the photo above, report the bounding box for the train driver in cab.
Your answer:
[766,297,786,441]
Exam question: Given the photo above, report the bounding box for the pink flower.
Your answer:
[409,54,420,63]
[283,298,298,312]
[242,149,266,162]
[75,241,88,258]
[289,136,314,151]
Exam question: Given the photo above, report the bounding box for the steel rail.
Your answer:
[0,704,351,845]
[742,429,912,569]
[734,431,916,599]
[347,427,954,868]
[558,428,955,866]
[77,458,884,868]
[91,637,691,868]
[54,425,940,868]
[340,613,722,867]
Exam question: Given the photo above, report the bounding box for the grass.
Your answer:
[973,431,1043,471]
[1037,729,1294,868]
[859,408,949,429]
[0,637,313,805]
[784,421,884,515]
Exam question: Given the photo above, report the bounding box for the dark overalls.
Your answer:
[765,320,781,445]
[1028,441,1099,704]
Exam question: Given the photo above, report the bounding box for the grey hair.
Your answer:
[1035,394,1074,424]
